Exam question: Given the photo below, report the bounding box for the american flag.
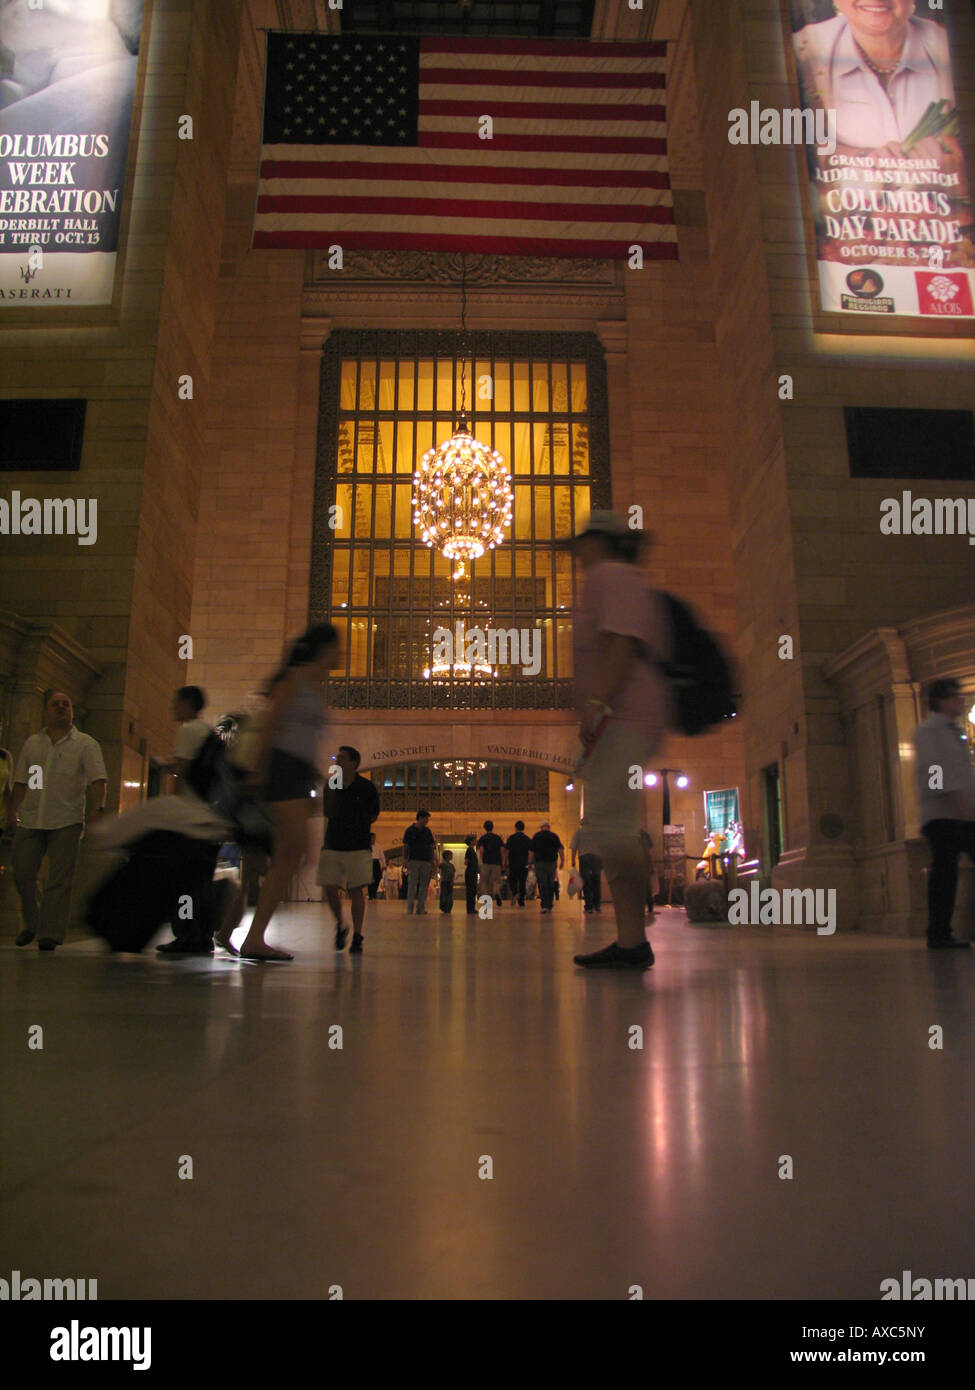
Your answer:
[253,32,676,260]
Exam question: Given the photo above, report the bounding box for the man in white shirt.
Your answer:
[170,686,211,787]
[8,690,107,949]
[913,677,975,950]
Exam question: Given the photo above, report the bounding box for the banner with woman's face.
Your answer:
[788,0,974,320]
[0,0,145,306]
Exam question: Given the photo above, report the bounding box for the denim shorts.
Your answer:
[264,748,320,803]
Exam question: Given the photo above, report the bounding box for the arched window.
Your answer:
[311,330,611,710]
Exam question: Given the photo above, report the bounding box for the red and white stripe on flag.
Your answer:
[253,37,677,260]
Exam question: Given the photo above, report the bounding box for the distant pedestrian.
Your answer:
[237,623,341,962]
[505,820,531,906]
[464,833,479,913]
[477,819,504,907]
[404,809,437,915]
[9,690,108,951]
[913,677,975,950]
[439,850,456,913]
[318,745,379,955]
[529,820,564,914]
[368,832,386,900]
[638,828,657,920]
[567,513,672,969]
[570,826,603,913]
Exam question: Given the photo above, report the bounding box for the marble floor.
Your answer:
[2,900,973,1301]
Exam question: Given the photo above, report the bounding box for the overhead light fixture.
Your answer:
[412,255,512,582]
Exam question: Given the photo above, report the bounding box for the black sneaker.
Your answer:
[335,922,349,950]
[37,938,59,952]
[15,928,35,947]
[574,941,654,969]
[928,936,971,950]
[349,933,363,955]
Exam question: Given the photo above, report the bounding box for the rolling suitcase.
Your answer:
[86,832,218,952]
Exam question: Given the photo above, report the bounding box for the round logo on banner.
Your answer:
[845,269,885,299]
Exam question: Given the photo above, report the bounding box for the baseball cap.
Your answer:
[558,510,628,546]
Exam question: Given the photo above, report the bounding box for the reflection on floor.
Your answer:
[2,901,973,1300]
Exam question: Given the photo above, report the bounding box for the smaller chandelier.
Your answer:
[434,759,488,783]
[422,656,496,682]
[413,413,513,580]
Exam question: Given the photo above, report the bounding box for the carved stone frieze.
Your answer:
[308,249,620,290]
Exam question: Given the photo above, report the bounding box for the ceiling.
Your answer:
[340,1,596,38]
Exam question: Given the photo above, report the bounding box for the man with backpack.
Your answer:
[568,514,671,968]
[567,512,736,970]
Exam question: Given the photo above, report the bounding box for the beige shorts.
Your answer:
[579,719,661,878]
[317,848,373,889]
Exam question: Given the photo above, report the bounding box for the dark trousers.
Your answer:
[508,862,528,905]
[440,881,454,913]
[580,854,602,910]
[923,819,975,940]
[465,870,478,913]
[368,858,382,899]
[535,861,557,910]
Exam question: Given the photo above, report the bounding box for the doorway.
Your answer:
[762,764,783,870]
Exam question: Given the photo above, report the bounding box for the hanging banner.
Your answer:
[0,1,144,306]
[787,0,974,320]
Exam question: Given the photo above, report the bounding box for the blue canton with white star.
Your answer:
[264,33,421,145]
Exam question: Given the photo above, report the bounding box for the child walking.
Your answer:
[439,849,456,914]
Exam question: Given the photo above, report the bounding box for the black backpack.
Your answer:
[648,593,738,737]
[185,730,227,802]
[185,727,273,855]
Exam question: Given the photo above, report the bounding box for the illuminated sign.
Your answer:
[0,0,144,306]
[787,0,974,321]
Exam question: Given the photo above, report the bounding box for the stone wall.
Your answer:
[0,0,243,804]
[689,0,975,925]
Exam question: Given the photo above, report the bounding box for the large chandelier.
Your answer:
[412,257,513,581]
[414,421,512,580]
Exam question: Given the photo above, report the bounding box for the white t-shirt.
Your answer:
[174,719,211,763]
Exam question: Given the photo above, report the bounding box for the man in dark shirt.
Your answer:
[477,819,505,907]
[529,821,564,914]
[505,820,532,907]
[404,808,437,915]
[317,746,380,953]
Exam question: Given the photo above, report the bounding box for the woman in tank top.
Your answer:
[237,623,339,961]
